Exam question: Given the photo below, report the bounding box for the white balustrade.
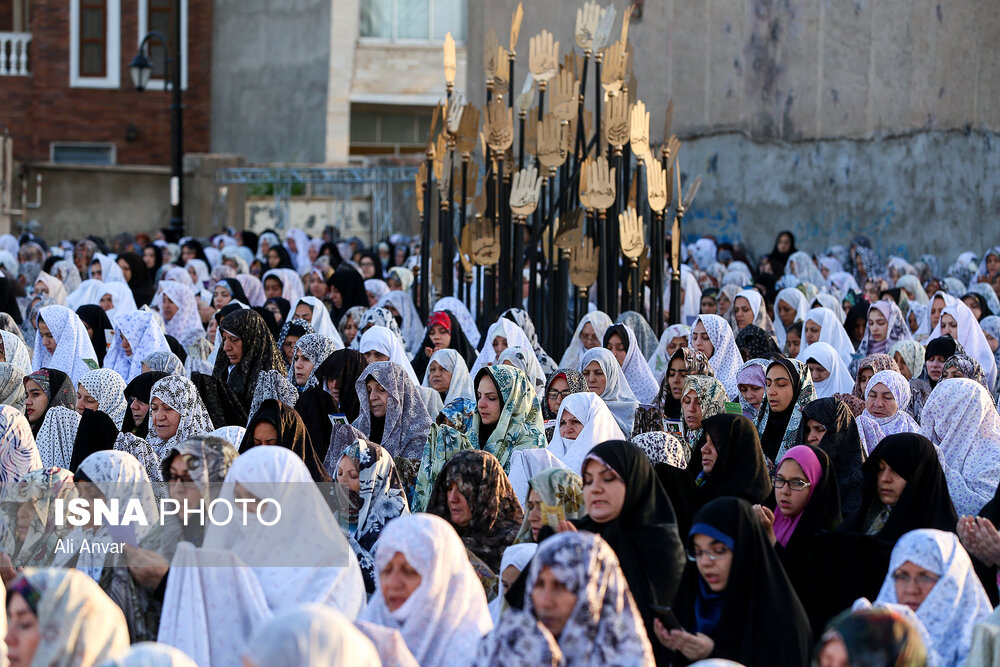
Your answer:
[0,32,30,76]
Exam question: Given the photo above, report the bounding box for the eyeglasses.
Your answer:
[546,390,572,401]
[891,572,940,587]
[772,476,811,491]
[686,547,731,562]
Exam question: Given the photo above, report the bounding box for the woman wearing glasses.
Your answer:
[654,496,812,665]
[753,444,843,634]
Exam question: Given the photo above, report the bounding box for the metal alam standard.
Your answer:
[418,1,702,355]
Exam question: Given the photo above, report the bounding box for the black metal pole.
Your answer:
[169,0,183,240]
[420,150,433,322]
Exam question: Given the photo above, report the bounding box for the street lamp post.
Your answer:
[129,1,184,241]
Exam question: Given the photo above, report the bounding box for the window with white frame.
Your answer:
[137,0,189,90]
[50,142,117,165]
[69,0,120,88]
[360,0,465,42]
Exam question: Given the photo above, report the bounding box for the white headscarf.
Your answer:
[856,370,920,455]
[506,449,571,506]
[800,341,854,397]
[98,642,199,666]
[916,292,959,339]
[578,347,639,436]
[663,266,702,324]
[293,296,345,348]
[377,290,424,357]
[32,304,99,384]
[609,324,659,404]
[284,228,313,274]
[559,311,613,370]
[927,300,998,388]
[79,368,128,429]
[235,274,266,308]
[92,253,127,283]
[498,346,547,400]
[103,310,171,382]
[262,268,305,305]
[1,330,32,377]
[34,405,80,469]
[0,404,41,486]
[921,378,1000,516]
[361,514,493,667]
[469,319,538,381]
[547,392,626,474]
[147,375,215,458]
[35,271,68,305]
[422,348,473,406]
[813,293,846,324]
[797,307,855,368]
[97,282,139,323]
[488,544,538,623]
[203,446,365,614]
[690,314,744,400]
[153,281,205,347]
[648,324,692,382]
[773,287,809,350]
[244,604,381,667]
[359,325,420,384]
[874,529,991,667]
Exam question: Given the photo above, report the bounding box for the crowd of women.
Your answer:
[1,227,1000,666]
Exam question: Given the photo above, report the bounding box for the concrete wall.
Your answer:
[211,0,331,163]
[462,0,999,262]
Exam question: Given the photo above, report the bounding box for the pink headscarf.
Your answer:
[772,445,823,547]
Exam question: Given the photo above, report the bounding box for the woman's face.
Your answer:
[865,382,897,418]
[986,332,999,354]
[785,329,801,357]
[166,454,202,506]
[328,285,342,309]
[151,397,181,441]
[525,489,545,541]
[5,592,41,666]
[476,375,502,425]
[380,552,423,612]
[364,350,390,364]
[664,336,686,360]
[558,408,583,439]
[531,565,578,639]
[776,233,792,254]
[222,331,244,366]
[858,367,874,388]
[867,308,888,341]
[963,296,982,320]
[23,380,48,423]
[327,378,340,404]
[366,379,389,418]
[777,299,797,327]
[99,293,114,311]
[37,320,56,354]
[263,277,283,299]
[806,361,830,384]
[803,418,827,445]
[33,280,48,296]
[987,253,1000,276]
[427,361,453,393]
[700,296,717,314]
[293,303,313,323]
[160,294,178,322]
[267,249,281,269]
[582,361,606,395]
[428,324,451,351]
[939,313,959,338]
[143,246,158,268]
[336,456,360,493]
[766,365,795,413]
[930,296,946,329]
[605,333,627,366]
[738,383,764,411]
[582,459,626,523]
[90,260,103,281]
[281,334,300,366]
[804,319,822,345]
[130,397,150,428]
[75,384,99,414]
[681,389,703,430]
[775,458,810,519]
[359,256,377,279]
[733,296,754,330]
[187,265,201,285]
[120,334,132,358]
[893,352,912,380]
[700,433,717,473]
[213,285,232,310]
[925,355,946,382]
[667,357,689,400]
[546,376,570,414]
[893,560,940,613]
[691,321,714,358]
[308,273,327,299]
[579,322,599,349]
[292,349,315,387]
[446,481,472,527]
[690,533,733,593]
[943,365,965,381]
[342,315,358,345]
[877,459,906,506]
[492,335,508,358]
[252,421,279,447]
[716,294,732,317]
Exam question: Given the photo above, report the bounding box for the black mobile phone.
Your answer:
[650,605,684,632]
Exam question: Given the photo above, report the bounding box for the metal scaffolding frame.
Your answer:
[215,165,419,245]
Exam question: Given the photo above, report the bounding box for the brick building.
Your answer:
[0,0,212,166]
